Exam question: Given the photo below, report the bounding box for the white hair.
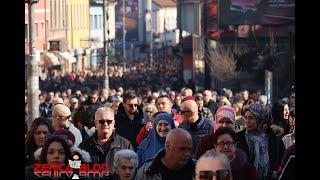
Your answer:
[258,95,268,105]
[114,149,138,168]
[196,150,231,172]
[94,107,114,120]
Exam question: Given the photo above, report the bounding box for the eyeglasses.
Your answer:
[216,141,235,148]
[97,119,114,125]
[127,104,138,108]
[54,115,71,121]
[198,170,231,180]
[35,131,49,135]
[180,110,192,114]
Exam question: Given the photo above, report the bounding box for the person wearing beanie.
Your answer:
[178,99,213,155]
[194,105,236,159]
[137,112,176,166]
[237,102,285,179]
[52,104,82,148]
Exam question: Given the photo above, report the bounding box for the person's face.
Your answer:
[233,106,240,115]
[76,91,81,97]
[196,100,204,110]
[102,90,109,98]
[95,112,115,138]
[169,92,176,102]
[214,134,236,160]
[47,92,54,101]
[244,111,257,130]
[34,125,49,147]
[156,97,172,113]
[156,120,171,138]
[114,158,136,180]
[71,102,79,109]
[196,158,231,180]
[124,98,138,114]
[242,91,249,100]
[144,108,154,119]
[52,115,71,131]
[112,102,121,114]
[203,92,211,102]
[89,94,99,103]
[66,89,72,96]
[283,104,290,120]
[174,96,182,106]
[215,117,235,131]
[166,137,192,169]
[46,142,66,164]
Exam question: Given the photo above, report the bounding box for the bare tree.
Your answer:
[206,45,238,81]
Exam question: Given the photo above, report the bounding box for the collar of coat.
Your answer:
[145,149,196,175]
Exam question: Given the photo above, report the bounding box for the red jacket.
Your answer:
[135,125,150,145]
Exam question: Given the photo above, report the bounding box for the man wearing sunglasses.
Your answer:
[79,107,133,172]
[115,90,144,151]
[52,104,82,148]
[178,99,213,155]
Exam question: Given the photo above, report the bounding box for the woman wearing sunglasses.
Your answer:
[25,117,54,166]
[213,127,258,180]
[136,112,175,166]
[196,150,232,180]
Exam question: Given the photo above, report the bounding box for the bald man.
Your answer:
[178,100,213,155]
[135,128,196,180]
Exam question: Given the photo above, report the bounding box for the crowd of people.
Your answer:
[25,79,295,179]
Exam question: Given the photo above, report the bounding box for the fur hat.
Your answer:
[215,105,236,123]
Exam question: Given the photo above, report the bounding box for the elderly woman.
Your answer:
[25,117,54,166]
[213,127,258,180]
[237,102,285,179]
[136,112,175,166]
[135,104,158,145]
[110,149,139,180]
[196,150,233,180]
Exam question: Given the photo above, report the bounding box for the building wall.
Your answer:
[48,0,67,49]
[90,5,104,48]
[25,0,50,53]
[66,0,90,50]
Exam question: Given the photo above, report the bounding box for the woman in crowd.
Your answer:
[232,102,246,132]
[271,100,293,137]
[25,117,54,166]
[136,112,175,166]
[237,103,285,179]
[213,127,258,180]
[136,104,158,145]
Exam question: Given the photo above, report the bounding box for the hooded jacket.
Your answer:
[115,102,144,150]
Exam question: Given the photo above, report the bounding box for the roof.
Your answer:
[153,0,176,7]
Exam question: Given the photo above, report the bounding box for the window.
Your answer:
[35,23,38,37]
[94,15,98,29]
[90,15,94,29]
[41,22,44,36]
[25,24,28,42]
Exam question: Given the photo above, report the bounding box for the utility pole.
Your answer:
[103,0,109,90]
[27,0,40,129]
[147,3,153,67]
[123,0,126,69]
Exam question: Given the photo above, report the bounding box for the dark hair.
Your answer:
[25,118,54,161]
[123,90,137,102]
[271,100,288,124]
[39,136,72,164]
[212,127,237,145]
[147,96,156,104]
[89,89,99,96]
[195,94,204,101]
[156,95,171,103]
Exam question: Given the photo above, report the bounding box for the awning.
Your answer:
[54,51,77,64]
[41,52,60,68]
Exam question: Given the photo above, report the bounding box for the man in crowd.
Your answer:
[135,128,196,180]
[115,90,144,150]
[202,90,219,118]
[178,99,213,155]
[39,91,54,122]
[156,95,183,127]
[52,104,82,147]
[79,107,133,172]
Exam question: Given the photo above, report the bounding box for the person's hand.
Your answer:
[145,121,153,132]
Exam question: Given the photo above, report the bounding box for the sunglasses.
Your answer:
[127,104,138,108]
[198,170,231,180]
[180,110,192,114]
[97,119,114,125]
